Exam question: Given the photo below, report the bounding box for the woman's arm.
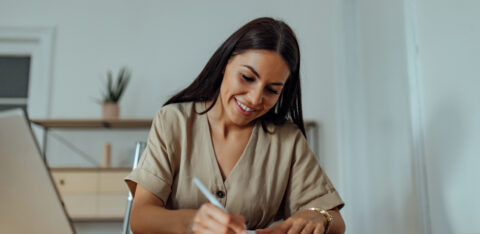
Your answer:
[325,208,346,234]
[257,207,345,234]
[130,184,196,233]
[291,208,345,234]
[130,184,247,234]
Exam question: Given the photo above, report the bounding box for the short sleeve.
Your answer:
[124,109,176,204]
[282,131,344,217]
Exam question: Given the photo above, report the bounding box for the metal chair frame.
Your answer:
[122,141,146,234]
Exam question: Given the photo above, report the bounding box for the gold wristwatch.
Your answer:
[308,207,333,234]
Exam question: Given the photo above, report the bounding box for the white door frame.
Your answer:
[334,0,431,233]
[0,27,55,119]
[0,27,56,153]
[403,0,432,233]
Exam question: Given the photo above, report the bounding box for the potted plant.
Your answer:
[100,66,131,119]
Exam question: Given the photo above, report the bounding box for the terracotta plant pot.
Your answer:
[102,102,119,119]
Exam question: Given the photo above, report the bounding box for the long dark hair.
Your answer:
[164,17,305,136]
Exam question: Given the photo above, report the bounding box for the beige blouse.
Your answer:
[125,101,343,229]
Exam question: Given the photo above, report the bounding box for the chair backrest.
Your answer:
[122,141,146,234]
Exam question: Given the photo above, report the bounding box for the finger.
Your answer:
[258,219,294,234]
[287,218,307,234]
[191,214,204,233]
[313,224,325,234]
[192,217,216,234]
[300,221,316,234]
[231,215,248,233]
[207,212,245,234]
[195,225,217,234]
[194,206,228,233]
[279,218,295,231]
[202,203,230,224]
[201,212,231,234]
[203,204,245,233]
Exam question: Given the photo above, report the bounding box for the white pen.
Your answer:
[193,177,256,234]
[193,177,226,211]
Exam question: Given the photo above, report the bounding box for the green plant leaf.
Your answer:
[100,66,131,103]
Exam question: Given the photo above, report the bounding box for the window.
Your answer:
[0,56,31,112]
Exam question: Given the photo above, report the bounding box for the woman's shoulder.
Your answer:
[154,101,199,122]
[261,120,304,142]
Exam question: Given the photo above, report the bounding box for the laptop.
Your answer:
[0,109,75,234]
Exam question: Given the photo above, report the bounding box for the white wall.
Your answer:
[4,0,479,233]
[337,0,422,233]
[415,0,480,233]
[0,0,343,182]
[0,0,345,233]
[338,0,480,233]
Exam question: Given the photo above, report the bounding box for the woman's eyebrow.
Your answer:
[242,65,261,78]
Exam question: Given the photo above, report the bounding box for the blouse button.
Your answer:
[216,190,225,198]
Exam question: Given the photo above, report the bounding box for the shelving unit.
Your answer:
[29,119,152,221]
[50,167,132,221]
[30,119,152,163]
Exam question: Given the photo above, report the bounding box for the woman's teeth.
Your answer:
[236,99,254,112]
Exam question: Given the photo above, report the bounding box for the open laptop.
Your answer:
[0,109,75,234]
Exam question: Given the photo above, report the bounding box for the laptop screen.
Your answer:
[0,109,74,234]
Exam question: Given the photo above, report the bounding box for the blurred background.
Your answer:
[0,0,479,233]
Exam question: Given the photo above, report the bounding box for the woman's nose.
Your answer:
[248,86,263,106]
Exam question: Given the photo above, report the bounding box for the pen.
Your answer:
[193,177,226,211]
[193,177,255,233]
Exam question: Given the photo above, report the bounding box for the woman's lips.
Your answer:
[234,98,255,116]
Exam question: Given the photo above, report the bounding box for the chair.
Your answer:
[122,141,146,234]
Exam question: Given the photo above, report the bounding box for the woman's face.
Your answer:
[218,49,290,126]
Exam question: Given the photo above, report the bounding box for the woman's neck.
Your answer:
[205,99,254,139]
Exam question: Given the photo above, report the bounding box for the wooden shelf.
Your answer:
[30,119,152,129]
[71,217,125,222]
[31,119,314,129]
[50,167,132,172]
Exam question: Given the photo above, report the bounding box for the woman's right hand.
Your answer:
[191,203,247,234]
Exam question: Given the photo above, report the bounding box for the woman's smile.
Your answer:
[217,49,290,127]
[234,97,256,116]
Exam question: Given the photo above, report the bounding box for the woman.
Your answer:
[125,17,345,234]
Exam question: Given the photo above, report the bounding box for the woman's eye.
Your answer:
[267,88,279,94]
[242,74,254,82]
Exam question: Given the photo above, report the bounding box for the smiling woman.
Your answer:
[125,17,345,234]
[215,50,290,127]
[164,17,305,136]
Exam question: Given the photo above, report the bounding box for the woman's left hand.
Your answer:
[255,210,326,234]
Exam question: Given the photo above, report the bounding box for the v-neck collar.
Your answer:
[199,101,259,185]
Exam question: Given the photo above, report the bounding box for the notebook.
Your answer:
[0,109,74,234]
